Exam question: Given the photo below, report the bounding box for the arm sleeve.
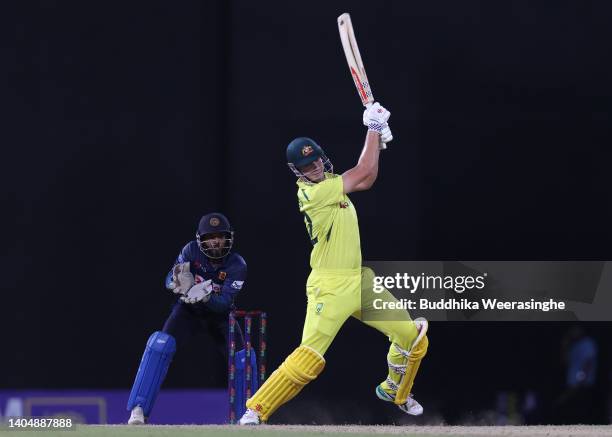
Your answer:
[299,175,344,210]
[204,262,247,313]
[164,243,193,289]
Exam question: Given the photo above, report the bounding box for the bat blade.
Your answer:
[338,12,374,107]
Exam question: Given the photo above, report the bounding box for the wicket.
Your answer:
[228,310,267,424]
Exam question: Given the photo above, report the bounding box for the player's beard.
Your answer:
[208,247,224,258]
[204,238,231,259]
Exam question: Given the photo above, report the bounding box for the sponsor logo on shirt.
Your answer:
[339,201,349,208]
[231,280,244,290]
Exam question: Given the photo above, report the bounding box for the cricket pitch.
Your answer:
[2,424,611,437]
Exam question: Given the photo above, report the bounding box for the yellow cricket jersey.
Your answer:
[296,173,361,270]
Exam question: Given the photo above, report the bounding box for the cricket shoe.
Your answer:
[127,406,146,425]
[238,408,261,425]
[375,385,424,416]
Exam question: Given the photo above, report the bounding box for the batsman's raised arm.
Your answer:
[342,102,391,193]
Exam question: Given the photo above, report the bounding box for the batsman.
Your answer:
[239,103,429,425]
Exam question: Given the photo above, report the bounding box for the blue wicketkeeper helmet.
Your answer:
[196,212,234,259]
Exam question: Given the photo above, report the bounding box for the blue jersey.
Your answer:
[165,241,247,313]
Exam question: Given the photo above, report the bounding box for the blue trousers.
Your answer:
[162,302,242,360]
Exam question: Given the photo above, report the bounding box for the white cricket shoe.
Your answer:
[128,406,145,425]
[375,385,423,416]
[398,394,424,416]
[238,408,261,425]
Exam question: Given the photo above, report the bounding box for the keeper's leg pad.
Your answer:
[245,345,325,421]
[394,319,429,405]
[234,348,260,420]
[127,331,176,417]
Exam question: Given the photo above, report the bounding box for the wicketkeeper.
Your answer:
[239,103,428,425]
[127,212,247,424]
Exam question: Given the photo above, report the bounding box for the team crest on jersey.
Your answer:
[316,303,324,313]
[301,145,313,156]
[339,201,349,208]
[210,217,220,226]
[218,271,227,280]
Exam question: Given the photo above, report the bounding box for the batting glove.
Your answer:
[168,262,195,296]
[380,123,393,144]
[180,279,213,304]
[363,102,391,134]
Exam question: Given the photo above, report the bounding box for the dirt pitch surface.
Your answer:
[3,424,612,437]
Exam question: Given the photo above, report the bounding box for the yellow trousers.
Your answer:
[245,266,425,421]
[301,267,418,355]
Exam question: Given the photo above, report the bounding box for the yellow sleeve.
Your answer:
[298,174,344,209]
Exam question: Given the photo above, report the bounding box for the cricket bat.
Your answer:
[337,12,390,148]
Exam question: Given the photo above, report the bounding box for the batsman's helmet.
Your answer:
[286,137,333,182]
[196,212,234,259]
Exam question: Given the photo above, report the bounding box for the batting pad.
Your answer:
[395,334,429,406]
[127,331,176,417]
[246,345,325,421]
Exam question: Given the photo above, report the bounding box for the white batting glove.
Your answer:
[168,262,195,296]
[380,123,393,144]
[180,279,213,304]
[363,102,391,134]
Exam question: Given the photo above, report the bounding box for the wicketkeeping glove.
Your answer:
[168,262,195,296]
[180,279,213,304]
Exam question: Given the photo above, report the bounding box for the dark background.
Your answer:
[3,0,612,425]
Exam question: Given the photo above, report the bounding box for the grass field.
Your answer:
[2,425,612,437]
